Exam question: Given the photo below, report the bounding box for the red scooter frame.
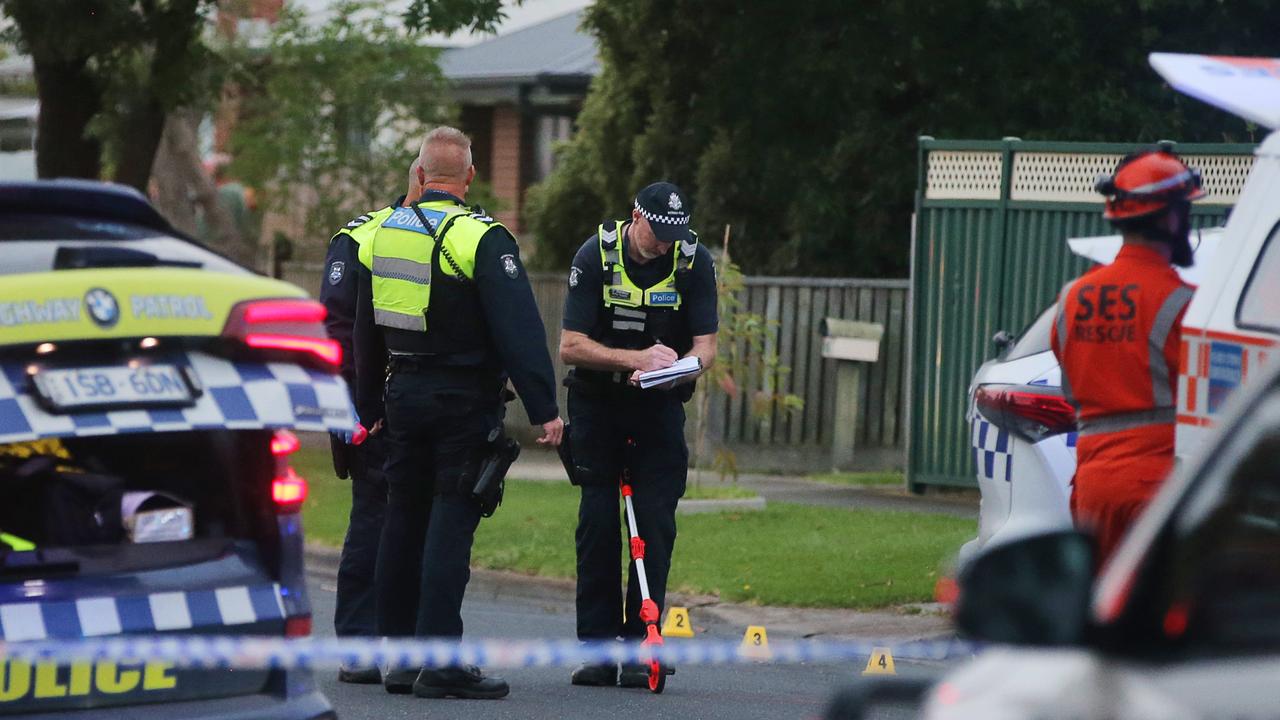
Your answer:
[620,463,667,693]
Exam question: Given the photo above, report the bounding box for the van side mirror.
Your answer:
[955,531,1095,646]
[992,330,1014,352]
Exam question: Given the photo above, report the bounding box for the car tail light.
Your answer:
[974,384,1077,442]
[272,468,308,512]
[271,429,301,456]
[222,299,341,369]
[285,615,312,638]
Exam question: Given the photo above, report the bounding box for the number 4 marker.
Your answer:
[862,647,896,675]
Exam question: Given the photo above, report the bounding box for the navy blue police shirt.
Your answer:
[562,225,719,345]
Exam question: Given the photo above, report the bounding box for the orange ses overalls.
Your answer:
[1051,244,1193,563]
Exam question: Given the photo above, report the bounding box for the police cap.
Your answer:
[634,182,692,244]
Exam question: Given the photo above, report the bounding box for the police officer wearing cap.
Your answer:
[559,182,718,688]
[1052,145,1201,564]
[351,126,563,700]
[318,159,423,685]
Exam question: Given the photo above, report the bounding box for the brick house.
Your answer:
[440,9,597,236]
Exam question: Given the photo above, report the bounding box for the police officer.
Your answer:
[1052,146,1201,563]
[559,182,718,688]
[318,159,423,684]
[352,127,563,700]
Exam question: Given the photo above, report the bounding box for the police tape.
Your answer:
[0,635,981,671]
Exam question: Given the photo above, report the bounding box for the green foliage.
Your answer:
[402,0,517,34]
[526,0,1279,277]
[691,233,803,483]
[1,0,221,183]
[229,0,451,243]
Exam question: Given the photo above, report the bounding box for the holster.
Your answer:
[330,434,351,479]
[558,422,577,485]
[472,427,519,517]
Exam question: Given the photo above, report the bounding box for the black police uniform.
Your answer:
[319,200,399,659]
[561,226,717,649]
[351,190,558,695]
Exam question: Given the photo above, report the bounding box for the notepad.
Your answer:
[637,356,701,389]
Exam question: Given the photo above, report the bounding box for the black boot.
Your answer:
[338,664,383,684]
[619,662,674,688]
[570,663,618,687]
[413,665,510,699]
[383,668,418,694]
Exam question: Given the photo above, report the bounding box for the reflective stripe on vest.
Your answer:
[1077,407,1177,436]
[360,201,500,333]
[597,221,697,318]
[0,532,34,551]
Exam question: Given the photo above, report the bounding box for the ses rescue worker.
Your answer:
[318,158,423,685]
[559,182,718,688]
[1052,146,1201,564]
[351,127,563,700]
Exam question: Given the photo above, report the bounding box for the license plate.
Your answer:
[32,364,193,411]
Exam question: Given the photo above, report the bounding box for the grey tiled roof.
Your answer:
[440,9,598,83]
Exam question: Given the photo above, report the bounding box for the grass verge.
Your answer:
[808,471,905,487]
[294,449,970,609]
[682,482,758,500]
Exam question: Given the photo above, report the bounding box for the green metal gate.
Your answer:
[908,138,1255,490]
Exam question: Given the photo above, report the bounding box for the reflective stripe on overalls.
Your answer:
[1056,280,1193,437]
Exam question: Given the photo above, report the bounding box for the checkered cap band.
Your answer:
[634,200,690,226]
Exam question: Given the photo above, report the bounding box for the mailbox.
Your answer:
[821,318,885,471]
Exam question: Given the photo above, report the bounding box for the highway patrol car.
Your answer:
[0,180,352,718]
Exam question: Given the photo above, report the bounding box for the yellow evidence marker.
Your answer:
[662,607,695,638]
[862,647,896,675]
[740,625,771,659]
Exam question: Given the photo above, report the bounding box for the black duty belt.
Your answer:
[387,351,490,373]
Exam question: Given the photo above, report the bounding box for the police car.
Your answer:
[958,52,1280,566]
[909,350,1280,719]
[958,230,1223,566]
[0,180,352,718]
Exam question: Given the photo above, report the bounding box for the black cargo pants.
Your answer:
[374,361,502,639]
[568,382,688,641]
[334,435,387,637]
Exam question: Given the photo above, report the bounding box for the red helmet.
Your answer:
[1095,149,1205,220]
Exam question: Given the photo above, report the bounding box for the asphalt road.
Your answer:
[307,573,950,720]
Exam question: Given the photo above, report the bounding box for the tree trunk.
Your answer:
[31,56,102,180]
[156,109,257,268]
[113,99,167,192]
[115,0,204,192]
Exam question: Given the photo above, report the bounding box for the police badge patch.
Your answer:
[569,266,581,288]
[500,254,519,279]
[328,261,345,285]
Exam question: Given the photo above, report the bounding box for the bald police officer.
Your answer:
[352,127,562,700]
[560,182,718,688]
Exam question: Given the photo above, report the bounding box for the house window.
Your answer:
[533,115,574,182]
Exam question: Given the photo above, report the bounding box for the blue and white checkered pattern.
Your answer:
[0,584,286,641]
[0,351,355,444]
[972,418,1013,482]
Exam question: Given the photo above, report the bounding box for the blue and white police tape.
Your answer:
[0,636,980,670]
